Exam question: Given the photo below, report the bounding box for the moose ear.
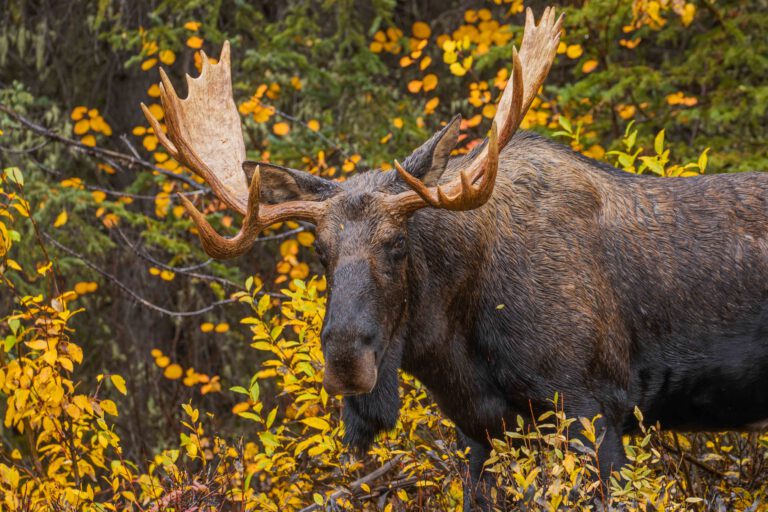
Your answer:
[398,114,461,187]
[243,162,340,204]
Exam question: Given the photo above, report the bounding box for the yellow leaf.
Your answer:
[566,44,583,59]
[582,59,598,73]
[155,356,170,368]
[215,323,230,333]
[422,74,438,92]
[54,210,68,228]
[424,97,439,115]
[25,339,48,351]
[232,402,250,414]
[89,190,106,204]
[301,417,331,431]
[111,374,127,395]
[449,62,466,76]
[141,58,158,71]
[184,21,201,31]
[65,403,81,419]
[273,122,290,136]
[681,3,696,26]
[148,103,164,121]
[71,106,88,121]
[160,270,175,281]
[200,322,214,333]
[100,399,118,416]
[412,21,431,39]
[164,364,183,380]
[59,357,74,372]
[74,282,90,295]
[142,135,158,151]
[307,119,320,132]
[74,119,90,135]
[81,134,96,147]
[297,231,315,247]
[159,49,175,65]
[407,80,422,93]
[187,36,203,49]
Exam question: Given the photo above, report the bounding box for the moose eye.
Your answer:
[390,236,406,258]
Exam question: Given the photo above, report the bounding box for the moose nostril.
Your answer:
[359,331,377,347]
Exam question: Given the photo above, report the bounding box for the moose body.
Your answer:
[338,131,768,506]
[145,7,767,510]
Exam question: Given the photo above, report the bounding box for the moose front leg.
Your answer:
[456,429,493,512]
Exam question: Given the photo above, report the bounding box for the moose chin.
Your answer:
[144,6,768,510]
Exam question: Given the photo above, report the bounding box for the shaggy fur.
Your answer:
[262,130,768,510]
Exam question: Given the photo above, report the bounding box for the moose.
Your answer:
[143,6,768,509]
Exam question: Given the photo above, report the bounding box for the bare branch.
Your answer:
[0,103,206,190]
[298,456,403,512]
[43,233,288,317]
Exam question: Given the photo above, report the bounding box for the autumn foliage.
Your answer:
[1,0,767,510]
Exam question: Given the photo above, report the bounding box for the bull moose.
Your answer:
[142,6,768,509]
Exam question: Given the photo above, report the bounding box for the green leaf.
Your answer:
[698,148,710,172]
[249,380,260,402]
[266,407,278,429]
[229,386,249,395]
[654,129,665,155]
[4,335,17,352]
[3,167,23,186]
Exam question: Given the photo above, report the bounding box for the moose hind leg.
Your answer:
[457,429,494,512]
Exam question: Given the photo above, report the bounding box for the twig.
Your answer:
[0,104,205,190]
[660,440,727,479]
[0,139,50,154]
[115,228,241,288]
[43,233,243,317]
[32,157,205,201]
[298,456,402,512]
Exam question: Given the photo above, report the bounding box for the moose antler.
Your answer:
[142,41,325,259]
[390,7,563,214]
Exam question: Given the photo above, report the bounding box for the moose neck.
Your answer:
[400,205,493,374]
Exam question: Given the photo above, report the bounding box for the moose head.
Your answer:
[142,8,562,398]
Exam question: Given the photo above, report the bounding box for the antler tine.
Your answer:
[177,165,264,259]
[434,122,499,209]
[394,160,439,207]
[390,7,559,216]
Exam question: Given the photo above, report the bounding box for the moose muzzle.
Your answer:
[322,347,378,396]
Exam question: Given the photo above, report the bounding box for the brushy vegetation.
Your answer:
[0,0,766,509]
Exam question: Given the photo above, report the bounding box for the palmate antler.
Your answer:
[142,8,561,259]
[389,7,563,214]
[141,42,325,259]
